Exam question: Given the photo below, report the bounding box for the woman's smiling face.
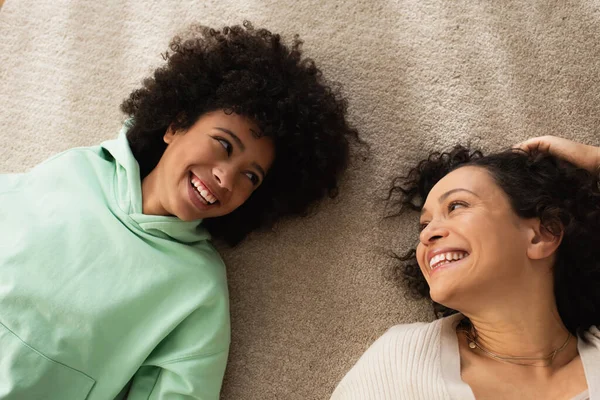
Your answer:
[416,166,534,308]
[144,110,275,221]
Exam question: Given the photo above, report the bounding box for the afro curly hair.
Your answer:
[388,146,600,335]
[121,21,359,245]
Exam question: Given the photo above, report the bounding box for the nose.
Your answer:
[419,220,450,245]
[213,165,234,192]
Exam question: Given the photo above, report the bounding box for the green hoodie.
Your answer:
[0,125,230,399]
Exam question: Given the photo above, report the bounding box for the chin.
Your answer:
[428,285,460,310]
[173,206,202,221]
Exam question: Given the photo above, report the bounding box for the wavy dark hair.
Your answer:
[388,145,600,335]
[121,21,359,245]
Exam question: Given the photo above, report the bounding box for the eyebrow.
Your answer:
[215,127,245,151]
[420,188,480,216]
[215,127,267,181]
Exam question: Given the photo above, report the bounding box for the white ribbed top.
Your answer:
[331,314,600,400]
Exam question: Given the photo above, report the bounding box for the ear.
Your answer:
[163,125,177,144]
[526,219,563,260]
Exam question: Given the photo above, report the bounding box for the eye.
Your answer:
[448,200,468,212]
[419,221,429,232]
[215,137,232,156]
[245,171,260,186]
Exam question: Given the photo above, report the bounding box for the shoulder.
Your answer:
[144,260,231,366]
[363,319,444,362]
[331,319,444,400]
[149,305,231,366]
[28,145,112,183]
[188,241,228,291]
[1,145,113,198]
[384,318,444,340]
[35,144,109,169]
[193,240,225,265]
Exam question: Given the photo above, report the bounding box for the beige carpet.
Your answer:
[1,0,599,399]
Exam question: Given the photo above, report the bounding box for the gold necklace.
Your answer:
[461,323,572,367]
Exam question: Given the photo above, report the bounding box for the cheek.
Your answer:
[229,182,255,207]
[164,147,189,178]
[177,136,214,164]
[465,221,525,275]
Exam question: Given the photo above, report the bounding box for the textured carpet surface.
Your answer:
[1,1,599,399]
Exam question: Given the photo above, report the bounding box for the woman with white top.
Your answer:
[331,136,600,400]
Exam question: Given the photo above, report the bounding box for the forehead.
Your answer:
[427,165,498,200]
[200,111,259,137]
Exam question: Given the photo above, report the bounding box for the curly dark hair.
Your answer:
[388,145,600,335]
[121,21,359,245]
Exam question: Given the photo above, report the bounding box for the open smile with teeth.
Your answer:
[429,251,469,270]
[190,174,218,205]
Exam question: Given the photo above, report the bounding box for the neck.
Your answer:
[141,169,166,216]
[459,279,575,361]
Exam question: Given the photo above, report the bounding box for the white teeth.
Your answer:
[430,251,468,269]
[190,176,217,204]
[200,189,216,203]
[195,191,208,204]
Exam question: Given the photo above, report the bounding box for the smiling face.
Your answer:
[416,166,536,309]
[142,110,275,221]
